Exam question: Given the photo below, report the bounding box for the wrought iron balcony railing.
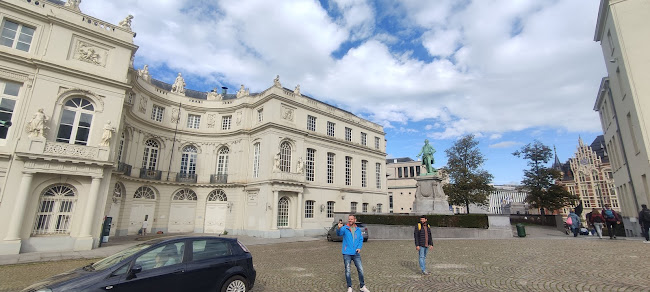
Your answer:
[115,162,132,175]
[176,173,198,183]
[210,174,228,184]
[139,168,162,180]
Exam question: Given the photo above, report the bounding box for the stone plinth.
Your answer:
[412,175,453,214]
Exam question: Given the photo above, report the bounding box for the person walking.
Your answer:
[336,215,370,292]
[141,218,148,236]
[414,215,433,275]
[638,204,650,243]
[602,204,621,239]
[567,210,581,237]
[589,208,606,239]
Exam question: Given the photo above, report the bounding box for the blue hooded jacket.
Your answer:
[336,224,363,255]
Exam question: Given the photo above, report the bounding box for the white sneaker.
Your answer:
[643,240,650,244]
[360,286,371,292]
[347,288,353,292]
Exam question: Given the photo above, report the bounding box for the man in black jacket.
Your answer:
[414,215,433,275]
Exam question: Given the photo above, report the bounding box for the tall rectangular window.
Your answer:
[257,108,263,123]
[306,148,315,181]
[1,20,35,52]
[151,105,164,122]
[389,194,393,213]
[375,137,380,149]
[327,121,335,137]
[187,114,200,129]
[376,203,382,213]
[361,132,367,146]
[327,201,335,218]
[327,152,335,184]
[345,127,352,141]
[307,115,316,131]
[350,202,357,213]
[0,80,20,139]
[222,116,231,130]
[345,156,352,186]
[361,160,367,187]
[305,200,314,218]
[252,143,260,178]
[627,112,639,154]
[362,203,368,213]
[375,163,381,189]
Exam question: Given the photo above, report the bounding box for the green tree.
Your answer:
[442,134,495,214]
[512,140,578,214]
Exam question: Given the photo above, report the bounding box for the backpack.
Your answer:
[604,209,615,219]
[642,209,650,222]
[593,214,603,223]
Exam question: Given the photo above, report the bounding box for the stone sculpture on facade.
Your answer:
[99,121,115,147]
[417,139,437,175]
[274,152,281,171]
[296,157,304,174]
[294,84,301,96]
[171,73,186,94]
[273,75,281,88]
[207,88,222,101]
[118,15,133,31]
[171,108,180,124]
[137,65,151,82]
[138,96,147,113]
[64,0,81,11]
[236,85,249,98]
[77,44,101,65]
[26,108,48,138]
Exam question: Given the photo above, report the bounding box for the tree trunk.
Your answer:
[465,201,470,214]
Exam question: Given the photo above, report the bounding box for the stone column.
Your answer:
[4,172,34,241]
[271,191,278,230]
[79,177,102,237]
[296,191,303,229]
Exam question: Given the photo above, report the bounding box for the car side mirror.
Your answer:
[130,264,142,274]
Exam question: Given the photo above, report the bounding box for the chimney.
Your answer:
[221,87,228,95]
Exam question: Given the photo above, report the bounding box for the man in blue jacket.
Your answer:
[337,215,370,292]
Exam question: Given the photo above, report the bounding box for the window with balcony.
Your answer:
[180,145,198,177]
[307,115,316,131]
[1,19,35,52]
[142,139,159,170]
[0,80,20,139]
[56,97,94,145]
[222,116,231,130]
[280,142,291,172]
[187,114,201,129]
[151,105,164,122]
[216,147,229,181]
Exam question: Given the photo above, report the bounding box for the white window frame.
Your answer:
[1,19,35,52]
[222,116,231,130]
[117,132,125,162]
[0,80,21,140]
[345,156,352,186]
[327,152,335,184]
[278,197,289,227]
[207,189,227,201]
[306,148,315,181]
[375,137,380,149]
[32,185,76,235]
[361,160,367,187]
[307,115,316,131]
[362,203,368,213]
[376,162,381,189]
[253,143,260,178]
[351,202,357,213]
[305,200,315,218]
[217,147,229,176]
[187,114,201,129]
[377,203,382,213]
[257,108,263,123]
[361,132,367,146]
[56,97,94,145]
[345,127,352,142]
[280,142,291,173]
[327,121,335,137]
[180,145,198,174]
[151,105,164,122]
[327,201,335,218]
[142,139,159,170]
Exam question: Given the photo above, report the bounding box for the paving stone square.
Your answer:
[1,237,649,292]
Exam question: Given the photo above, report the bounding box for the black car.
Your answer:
[22,236,255,292]
[326,222,369,242]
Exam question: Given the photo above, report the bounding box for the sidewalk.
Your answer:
[0,233,322,266]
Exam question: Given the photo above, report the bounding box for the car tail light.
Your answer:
[365,228,368,232]
[237,240,250,253]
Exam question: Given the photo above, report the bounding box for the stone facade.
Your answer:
[593,0,650,236]
[0,0,387,254]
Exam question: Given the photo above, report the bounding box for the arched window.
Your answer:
[117,132,125,163]
[142,139,159,170]
[180,145,198,175]
[172,188,197,201]
[134,186,156,199]
[32,184,76,235]
[112,183,123,204]
[56,97,94,145]
[277,197,289,227]
[207,189,227,201]
[217,147,229,176]
[280,142,291,172]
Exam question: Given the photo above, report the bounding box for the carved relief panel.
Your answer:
[68,35,112,67]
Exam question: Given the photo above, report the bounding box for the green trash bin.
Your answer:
[516,223,526,237]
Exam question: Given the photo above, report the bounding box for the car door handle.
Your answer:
[105,286,113,290]
[173,269,185,274]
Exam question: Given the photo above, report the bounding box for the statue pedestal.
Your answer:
[412,175,453,215]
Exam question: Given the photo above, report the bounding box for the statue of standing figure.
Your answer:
[273,75,282,88]
[171,73,186,94]
[27,108,48,138]
[417,139,436,175]
[99,121,115,147]
[64,0,81,11]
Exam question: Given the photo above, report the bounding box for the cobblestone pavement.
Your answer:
[2,237,649,292]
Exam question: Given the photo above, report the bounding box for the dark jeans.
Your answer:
[571,227,579,237]
[343,254,365,288]
[606,221,617,238]
[642,223,650,241]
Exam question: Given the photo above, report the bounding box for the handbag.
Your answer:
[566,217,573,225]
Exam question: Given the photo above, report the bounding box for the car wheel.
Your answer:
[327,234,331,241]
[221,275,248,292]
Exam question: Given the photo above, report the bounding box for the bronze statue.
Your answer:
[417,139,436,175]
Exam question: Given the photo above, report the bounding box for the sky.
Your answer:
[81,0,607,185]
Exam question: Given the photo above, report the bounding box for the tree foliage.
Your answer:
[442,134,495,214]
[513,140,578,214]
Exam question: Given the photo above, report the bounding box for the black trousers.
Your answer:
[642,223,650,241]
[606,221,617,238]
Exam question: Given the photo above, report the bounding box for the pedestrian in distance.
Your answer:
[602,204,621,239]
[585,209,596,236]
[567,210,581,237]
[336,215,370,292]
[589,208,606,239]
[638,204,650,243]
[414,215,433,275]
[141,218,148,236]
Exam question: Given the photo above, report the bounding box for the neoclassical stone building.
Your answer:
[0,0,387,255]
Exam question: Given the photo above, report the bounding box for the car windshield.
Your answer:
[90,243,153,271]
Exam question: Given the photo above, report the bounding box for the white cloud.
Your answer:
[489,134,502,140]
[489,141,522,148]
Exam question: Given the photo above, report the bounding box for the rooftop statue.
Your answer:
[64,0,81,11]
[207,88,222,100]
[236,85,249,98]
[294,84,301,96]
[416,139,437,175]
[138,65,150,82]
[118,15,133,31]
[273,75,281,88]
[171,73,186,95]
